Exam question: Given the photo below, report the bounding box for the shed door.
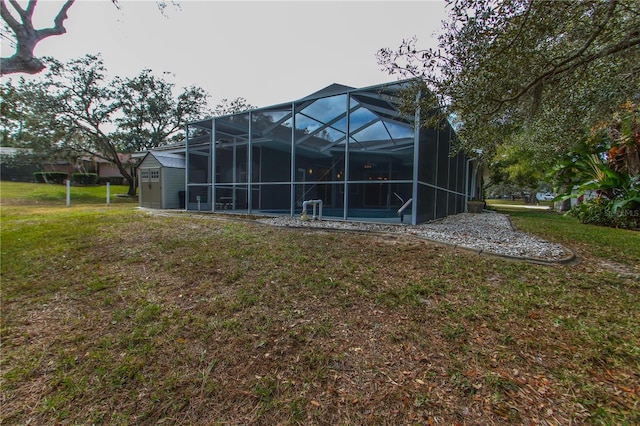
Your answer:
[141,168,162,208]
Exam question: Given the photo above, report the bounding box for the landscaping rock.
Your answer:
[258,212,572,262]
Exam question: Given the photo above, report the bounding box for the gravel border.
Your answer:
[257,211,575,264]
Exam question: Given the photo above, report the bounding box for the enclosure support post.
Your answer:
[66,180,71,207]
[290,102,296,216]
[343,93,350,220]
[185,124,190,211]
[106,182,111,206]
[247,110,253,213]
[411,90,421,225]
[211,118,216,213]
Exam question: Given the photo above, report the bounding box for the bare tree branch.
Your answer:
[1,0,75,75]
[0,0,21,31]
[39,0,75,39]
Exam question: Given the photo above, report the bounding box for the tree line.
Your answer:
[1,54,255,195]
[377,0,639,227]
[1,55,210,195]
[3,0,638,227]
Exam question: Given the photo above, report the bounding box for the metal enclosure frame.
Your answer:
[185,80,471,225]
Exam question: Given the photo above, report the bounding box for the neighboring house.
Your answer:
[41,153,135,184]
[42,159,77,176]
[137,79,484,225]
[0,147,39,181]
[0,147,135,183]
[138,151,185,209]
[84,154,136,184]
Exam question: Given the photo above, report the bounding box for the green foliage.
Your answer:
[554,150,637,201]
[551,105,640,227]
[33,172,68,184]
[557,158,640,229]
[97,176,125,185]
[1,78,78,165]
[3,55,212,196]
[213,97,256,117]
[0,79,21,146]
[378,0,640,163]
[486,138,549,201]
[568,197,639,229]
[114,68,210,152]
[44,55,131,190]
[72,173,98,185]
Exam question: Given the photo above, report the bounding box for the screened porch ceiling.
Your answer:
[188,81,417,158]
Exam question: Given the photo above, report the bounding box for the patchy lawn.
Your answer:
[1,183,639,425]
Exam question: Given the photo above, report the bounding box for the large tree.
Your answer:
[213,97,256,117]
[114,69,209,153]
[377,0,640,164]
[44,54,132,187]
[0,77,77,166]
[40,55,209,195]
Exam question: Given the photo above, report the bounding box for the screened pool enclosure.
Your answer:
[185,80,474,225]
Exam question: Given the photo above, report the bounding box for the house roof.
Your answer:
[0,147,30,157]
[188,79,419,131]
[298,83,356,102]
[83,153,135,165]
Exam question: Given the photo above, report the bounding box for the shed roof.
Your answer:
[143,151,185,169]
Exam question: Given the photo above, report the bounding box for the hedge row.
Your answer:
[97,176,127,185]
[33,172,68,184]
[72,173,99,185]
[33,172,113,185]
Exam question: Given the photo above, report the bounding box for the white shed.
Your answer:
[138,151,185,209]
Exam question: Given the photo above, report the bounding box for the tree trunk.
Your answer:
[127,171,137,196]
[117,165,136,196]
[99,144,136,196]
[626,140,640,177]
[519,190,528,204]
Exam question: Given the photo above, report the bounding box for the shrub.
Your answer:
[550,103,639,229]
[568,198,640,229]
[72,173,99,185]
[33,172,68,184]
[97,176,126,185]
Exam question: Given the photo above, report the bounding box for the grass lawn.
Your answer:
[1,182,639,425]
[487,198,554,208]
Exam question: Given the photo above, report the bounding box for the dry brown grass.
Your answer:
[1,200,639,424]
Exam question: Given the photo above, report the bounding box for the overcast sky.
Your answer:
[3,0,448,108]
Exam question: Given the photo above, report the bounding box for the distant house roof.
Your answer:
[0,147,30,158]
[82,153,135,165]
[144,151,185,168]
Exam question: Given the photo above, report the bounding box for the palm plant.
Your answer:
[551,105,639,228]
